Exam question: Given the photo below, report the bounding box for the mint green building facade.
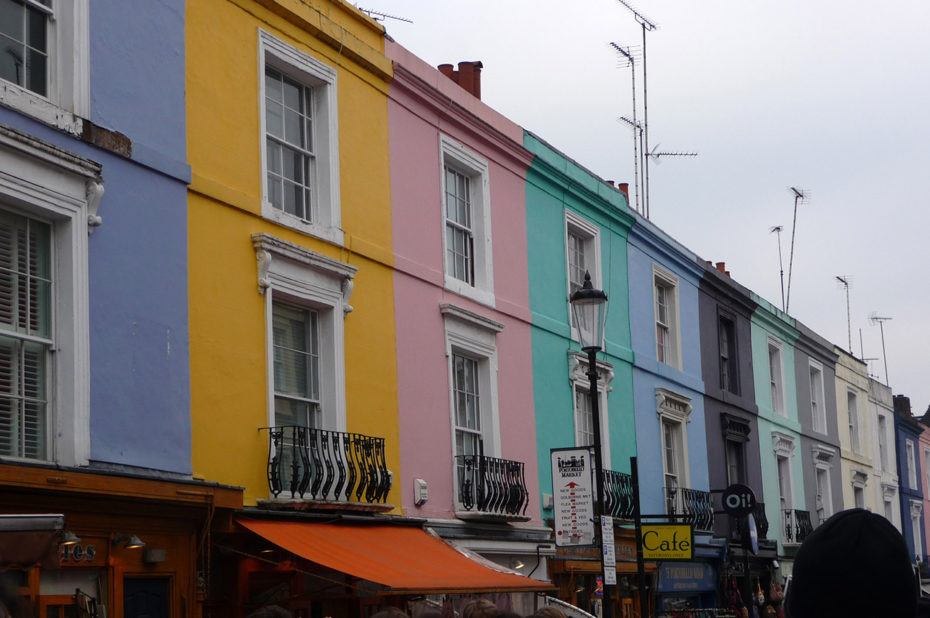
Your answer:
[523,132,636,523]
[751,294,807,572]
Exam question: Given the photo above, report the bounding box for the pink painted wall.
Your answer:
[386,40,540,523]
[919,422,930,555]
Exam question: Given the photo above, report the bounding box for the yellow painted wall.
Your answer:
[186,0,398,508]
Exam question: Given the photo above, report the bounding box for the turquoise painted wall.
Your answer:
[750,294,805,554]
[524,131,636,522]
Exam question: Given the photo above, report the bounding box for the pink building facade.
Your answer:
[919,411,930,565]
[386,41,550,584]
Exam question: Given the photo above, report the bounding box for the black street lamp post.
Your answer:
[570,271,613,618]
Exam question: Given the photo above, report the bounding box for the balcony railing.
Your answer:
[783,508,814,544]
[602,469,635,520]
[729,501,769,542]
[266,426,391,503]
[456,454,529,517]
[665,485,714,532]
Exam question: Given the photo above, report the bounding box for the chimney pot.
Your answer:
[456,61,483,99]
[606,180,615,187]
[618,182,629,200]
[438,64,455,80]
[715,262,726,273]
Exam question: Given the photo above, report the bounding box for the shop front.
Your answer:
[0,462,242,618]
[547,527,656,618]
[207,513,554,618]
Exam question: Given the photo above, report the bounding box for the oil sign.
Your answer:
[640,524,694,560]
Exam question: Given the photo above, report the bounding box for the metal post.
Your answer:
[742,515,752,614]
[879,320,889,386]
[631,456,648,618]
[587,348,613,618]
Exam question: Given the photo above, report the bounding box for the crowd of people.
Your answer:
[246,599,569,618]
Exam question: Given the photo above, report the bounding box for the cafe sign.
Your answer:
[640,523,693,560]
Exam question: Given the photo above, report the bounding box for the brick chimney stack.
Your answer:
[436,61,483,99]
[894,395,912,415]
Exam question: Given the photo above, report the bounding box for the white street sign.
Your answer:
[551,448,595,546]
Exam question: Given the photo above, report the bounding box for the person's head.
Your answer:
[531,607,566,618]
[245,607,292,618]
[462,599,498,618]
[496,611,522,618]
[786,508,917,618]
[370,608,409,618]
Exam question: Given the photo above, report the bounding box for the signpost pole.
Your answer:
[631,456,648,618]
[586,348,614,618]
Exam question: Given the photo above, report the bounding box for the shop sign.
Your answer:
[641,524,693,560]
[59,543,103,566]
[551,447,595,547]
[721,483,756,517]
[657,562,716,593]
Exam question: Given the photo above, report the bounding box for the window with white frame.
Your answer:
[0,211,50,460]
[0,126,101,466]
[878,415,889,471]
[773,432,796,536]
[0,0,89,132]
[854,485,865,509]
[816,467,831,523]
[653,266,680,369]
[254,233,356,436]
[907,439,917,490]
[272,302,321,430]
[570,352,613,468]
[440,135,493,306]
[911,501,924,562]
[718,314,738,394]
[259,30,341,244]
[810,361,826,433]
[441,304,502,510]
[777,454,792,512]
[925,448,930,495]
[657,389,691,513]
[768,338,785,416]
[565,211,600,335]
[847,389,860,452]
[812,444,835,525]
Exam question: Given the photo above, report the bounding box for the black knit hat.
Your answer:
[786,508,917,618]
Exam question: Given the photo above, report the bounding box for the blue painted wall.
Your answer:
[895,407,925,561]
[0,0,191,474]
[626,213,708,518]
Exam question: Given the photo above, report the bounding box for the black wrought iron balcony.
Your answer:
[782,508,814,544]
[266,426,391,503]
[456,454,529,517]
[602,469,635,520]
[664,485,714,532]
[729,501,769,542]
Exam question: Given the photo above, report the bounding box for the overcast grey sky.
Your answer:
[374,0,930,413]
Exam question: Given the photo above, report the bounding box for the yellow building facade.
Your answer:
[186,0,398,508]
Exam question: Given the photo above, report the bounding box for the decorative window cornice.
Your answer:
[656,388,692,423]
[439,304,504,333]
[772,431,796,458]
[569,351,614,392]
[722,413,751,442]
[910,500,923,519]
[882,482,898,501]
[811,444,836,466]
[252,233,357,314]
[851,469,869,488]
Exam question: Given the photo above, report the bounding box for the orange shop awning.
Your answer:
[238,518,554,595]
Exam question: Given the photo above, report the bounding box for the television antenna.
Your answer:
[785,187,809,314]
[647,144,697,162]
[611,43,643,215]
[835,276,852,353]
[615,0,657,218]
[769,226,785,311]
[869,313,892,386]
[357,7,413,23]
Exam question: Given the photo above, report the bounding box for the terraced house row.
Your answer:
[1,0,927,616]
